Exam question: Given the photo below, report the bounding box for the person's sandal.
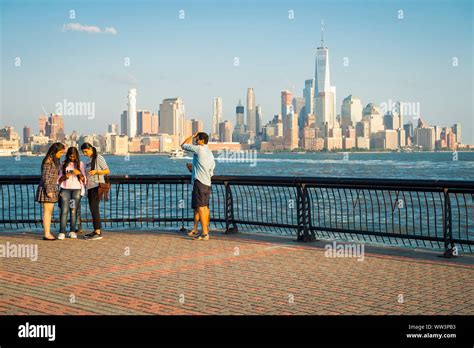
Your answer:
[194,234,209,241]
[42,236,57,241]
[187,230,199,237]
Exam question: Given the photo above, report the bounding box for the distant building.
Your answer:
[191,119,203,134]
[23,126,30,144]
[356,137,370,149]
[158,134,179,152]
[403,122,414,145]
[448,132,457,150]
[207,142,242,152]
[183,119,193,138]
[256,105,263,135]
[108,123,118,135]
[219,120,233,143]
[128,137,141,153]
[343,137,356,150]
[363,103,384,134]
[341,95,362,127]
[314,23,336,129]
[246,88,256,135]
[38,115,47,134]
[111,135,129,155]
[212,97,223,137]
[292,97,306,130]
[159,98,185,144]
[371,130,398,150]
[127,89,137,138]
[453,123,461,144]
[414,127,435,150]
[120,110,128,135]
[355,120,370,138]
[141,137,160,153]
[383,111,400,131]
[137,111,155,135]
[284,113,298,150]
[303,79,315,118]
[44,114,65,141]
[151,112,159,134]
[233,100,246,142]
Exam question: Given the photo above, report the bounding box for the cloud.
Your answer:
[63,23,118,35]
[103,27,118,35]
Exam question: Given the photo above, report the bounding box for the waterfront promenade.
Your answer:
[1,229,473,315]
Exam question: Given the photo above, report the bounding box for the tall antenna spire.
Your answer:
[320,19,324,47]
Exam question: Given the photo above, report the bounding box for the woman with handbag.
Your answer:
[35,142,66,240]
[80,142,110,240]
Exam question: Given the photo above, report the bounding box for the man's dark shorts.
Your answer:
[192,180,211,209]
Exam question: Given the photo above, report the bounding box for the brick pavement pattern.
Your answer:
[0,231,473,315]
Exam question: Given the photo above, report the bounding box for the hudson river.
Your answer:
[1,151,473,180]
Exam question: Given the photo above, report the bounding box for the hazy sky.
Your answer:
[1,0,473,143]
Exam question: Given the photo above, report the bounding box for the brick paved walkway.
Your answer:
[0,230,473,315]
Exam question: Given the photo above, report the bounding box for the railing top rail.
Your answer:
[0,175,474,190]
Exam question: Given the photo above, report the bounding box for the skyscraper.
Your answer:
[314,20,336,128]
[184,119,193,138]
[108,123,118,135]
[137,110,153,135]
[256,105,263,135]
[281,90,293,121]
[120,111,128,135]
[453,123,462,144]
[363,103,384,134]
[191,119,203,134]
[23,126,30,144]
[235,100,245,127]
[159,98,185,142]
[292,97,306,130]
[219,120,233,142]
[127,88,137,138]
[341,95,362,127]
[415,127,436,150]
[212,97,222,136]
[304,79,315,117]
[45,114,65,141]
[246,88,256,134]
[38,115,47,134]
[151,112,159,134]
[233,100,245,142]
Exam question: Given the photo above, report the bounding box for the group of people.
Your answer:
[36,142,110,241]
[36,131,216,241]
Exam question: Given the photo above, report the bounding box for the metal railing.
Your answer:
[1,175,473,255]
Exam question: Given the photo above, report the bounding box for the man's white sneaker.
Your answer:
[68,232,77,239]
[57,233,66,240]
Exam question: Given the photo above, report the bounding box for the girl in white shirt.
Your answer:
[57,147,87,240]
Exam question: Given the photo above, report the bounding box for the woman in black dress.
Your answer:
[36,142,65,240]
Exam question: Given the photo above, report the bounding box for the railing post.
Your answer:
[296,183,316,242]
[224,181,238,234]
[441,188,457,258]
[179,179,187,233]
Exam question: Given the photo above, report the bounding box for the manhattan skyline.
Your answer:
[1,0,472,143]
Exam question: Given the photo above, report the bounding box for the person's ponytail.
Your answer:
[81,142,98,170]
[92,146,98,170]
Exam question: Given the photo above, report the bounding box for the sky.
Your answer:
[1,0,473,143]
